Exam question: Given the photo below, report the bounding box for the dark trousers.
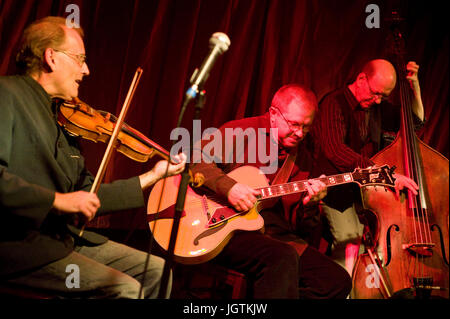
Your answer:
[212,224,352,299]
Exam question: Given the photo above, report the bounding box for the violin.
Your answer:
[57,97,170,163]
[57,67,203,241]
[56,97,204,188]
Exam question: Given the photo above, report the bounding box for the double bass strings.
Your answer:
[397,57,433,285]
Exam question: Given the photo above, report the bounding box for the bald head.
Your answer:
[350,59,397,108]
[362,59,397,91]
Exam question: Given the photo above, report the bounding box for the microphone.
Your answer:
[186,32,230,100]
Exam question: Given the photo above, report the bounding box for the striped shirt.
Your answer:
[313,86,424,174]
[313,87,376,173]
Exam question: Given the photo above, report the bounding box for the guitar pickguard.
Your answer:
[194,222,228,245]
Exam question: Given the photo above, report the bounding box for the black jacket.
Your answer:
[0,75,144,277]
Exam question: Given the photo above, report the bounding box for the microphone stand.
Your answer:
[157,88,206,298]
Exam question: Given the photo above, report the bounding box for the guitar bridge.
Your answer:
[207,207,240,227]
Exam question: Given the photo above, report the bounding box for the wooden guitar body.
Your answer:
[147,166,266,264]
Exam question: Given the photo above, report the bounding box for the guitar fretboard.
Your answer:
[257,173,354,200]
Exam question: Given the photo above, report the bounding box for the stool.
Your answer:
[172,262,248,299]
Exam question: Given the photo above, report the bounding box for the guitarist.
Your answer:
[190,84,352,299]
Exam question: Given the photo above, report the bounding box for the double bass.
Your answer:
[351,14,449,299]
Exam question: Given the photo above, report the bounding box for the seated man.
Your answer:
[312,59,422,275]
[189,84,352,299]
[0,16,185,298]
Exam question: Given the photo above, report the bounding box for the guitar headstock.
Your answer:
[351,165,396,188]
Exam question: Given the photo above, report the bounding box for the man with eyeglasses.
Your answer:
[312,59,423,277]
[0,16,186,298]
[189,84,352,298]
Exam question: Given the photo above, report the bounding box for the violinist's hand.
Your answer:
[303,175,327,206]
[139,153,187,190]
[53,191,100,222]
[392,173,419,200]
[227,183,260,212]
[153,153,187,179]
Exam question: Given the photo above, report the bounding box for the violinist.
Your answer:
[0,16,185,298]
[312,59,424,277]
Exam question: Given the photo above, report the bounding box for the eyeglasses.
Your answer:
[271,106,310,134]
[365,76,389,101]
[53,49,87,66]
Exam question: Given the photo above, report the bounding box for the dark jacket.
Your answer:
[0,75,144,277]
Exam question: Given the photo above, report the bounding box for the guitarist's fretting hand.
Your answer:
[302,175,327,206]
[227,183,261,211]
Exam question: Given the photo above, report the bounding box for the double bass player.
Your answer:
[313,59,424,276]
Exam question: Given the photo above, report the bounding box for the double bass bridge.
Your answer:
[402,242,435,257]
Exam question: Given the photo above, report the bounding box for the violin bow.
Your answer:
[78,67,143,237]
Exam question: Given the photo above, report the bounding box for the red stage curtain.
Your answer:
[1,0,448,229]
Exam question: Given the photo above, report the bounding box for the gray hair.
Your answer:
[16,16,84,75]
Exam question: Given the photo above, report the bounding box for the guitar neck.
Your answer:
[257,172,354,200]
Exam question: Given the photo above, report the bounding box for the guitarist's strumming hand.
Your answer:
[303,175,327,206]
[227,183,261,212]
